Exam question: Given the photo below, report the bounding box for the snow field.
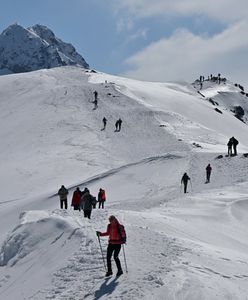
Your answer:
[0,67,248,299]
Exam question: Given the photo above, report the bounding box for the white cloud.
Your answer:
[116,0,248,22]
[123,21,248,84]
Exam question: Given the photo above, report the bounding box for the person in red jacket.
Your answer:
[97,215,124,277]
[71,187,82,210]
[98,188,106,209]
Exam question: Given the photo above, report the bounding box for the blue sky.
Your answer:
[1,0,248,86]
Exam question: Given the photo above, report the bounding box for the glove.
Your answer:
[96,231,101,236]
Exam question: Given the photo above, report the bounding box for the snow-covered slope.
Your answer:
[0,24,89,74]
[0,67,248,300]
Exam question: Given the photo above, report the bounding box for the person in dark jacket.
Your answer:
[98,188,106,209]
[102,117,107,130]
[231,136,239,156]
[227,138,233,156]
[96,215,124,277]
[71,187,82,210]
[118,118,122,131]
[115,120,119,132]
[80,188,95,219]
[205,164,212,183]
[58,185,68,209]
[181,173,190,193]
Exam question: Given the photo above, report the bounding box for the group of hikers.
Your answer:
[181,163,212,193]
[92,91,123,132]
[58,185,106,218]
[101,117,123,132]
[227,136,239,156]
[58,185,125,277]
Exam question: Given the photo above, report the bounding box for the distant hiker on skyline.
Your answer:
[181,173,190,193]
[58,185,68,209]
[71,187,82,210]
[96,215,126,277]
[98,188,106,209]
[102,117,107,130]
[231,136,239,156]
[205,164,212,183]
[227,138,233,156]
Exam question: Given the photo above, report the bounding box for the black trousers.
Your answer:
[183,182,188,193]
[98,201,104,209]
[84,210,92,219]
[206,171,211,182]
[60,199,68,209]
[107,244,122,272]
[73,205,80,210]
[233,145,237,156]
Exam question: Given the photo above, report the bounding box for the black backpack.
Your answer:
[118,224,127,244]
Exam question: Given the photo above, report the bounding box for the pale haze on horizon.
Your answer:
[0,0,248,87]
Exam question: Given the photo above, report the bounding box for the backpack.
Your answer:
[118,224,126,244]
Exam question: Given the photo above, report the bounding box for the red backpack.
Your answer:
[101,190,106,201]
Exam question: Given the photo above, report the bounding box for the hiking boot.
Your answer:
[105,270,113,277]
[116,269,123,277]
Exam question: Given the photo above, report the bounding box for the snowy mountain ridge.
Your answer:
[0,67,248,299]
[0,24,89,74]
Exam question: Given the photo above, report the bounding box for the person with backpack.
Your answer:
[205,164,212,183]
[98,188,106,209]
[231,136,239,156]
[58,185,68,209]
[181,173,190,193]
[96,215,126,277]
[80,188,96,219]
[71,187,82,210]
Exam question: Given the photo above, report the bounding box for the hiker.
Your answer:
[80,188,96,219]
[118,118,122,131]
[71,187,82,210]
[93,90,98,101]
[98,188,106,209]
[58,185,68,209]
[102,117,107,130]
[205,164,212,183]
[181,173,190,193]
[115,120,119,132]
[96,215,126,277]
[231,136,239,156]
[227,138,233,156]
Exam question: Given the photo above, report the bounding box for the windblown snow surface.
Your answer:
[0,66,248,299]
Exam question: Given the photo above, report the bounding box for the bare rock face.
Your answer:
[0,23,89,74]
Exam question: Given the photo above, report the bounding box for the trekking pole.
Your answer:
[122,244,128,273]
[97,235,107,271]
[190,180,193,192]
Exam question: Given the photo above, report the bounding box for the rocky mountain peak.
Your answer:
[0,23,89,74]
